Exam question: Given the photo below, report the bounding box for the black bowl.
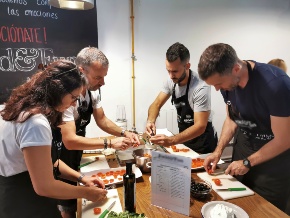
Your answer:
[190,179,212,199]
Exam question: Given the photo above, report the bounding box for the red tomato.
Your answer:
[93,207,101,214]
[208,169,213,175]
[212,178,222,186]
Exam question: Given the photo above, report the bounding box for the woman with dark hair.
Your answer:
[0,60,107,218]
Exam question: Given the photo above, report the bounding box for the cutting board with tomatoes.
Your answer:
[197,172,254,200]
[81,189,123,218]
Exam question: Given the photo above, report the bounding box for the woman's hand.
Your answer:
[81,175,105,188]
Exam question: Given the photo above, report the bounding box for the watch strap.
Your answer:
[243,158,251,168]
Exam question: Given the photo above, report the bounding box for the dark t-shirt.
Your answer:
[221,61,290,142]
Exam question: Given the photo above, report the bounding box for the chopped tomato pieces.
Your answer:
[93,207,101,214]
[212,178,222,186]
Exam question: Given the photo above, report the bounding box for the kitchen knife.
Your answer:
[78,157,99,169]
[209,168,225,176]
[215,188,246,191]
[99,200,116,218]
[159,145,169,153]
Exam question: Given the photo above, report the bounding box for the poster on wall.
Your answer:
[0,0,98,104]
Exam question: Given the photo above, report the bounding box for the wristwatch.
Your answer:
[121,129,126,137]
[243,158,251,168]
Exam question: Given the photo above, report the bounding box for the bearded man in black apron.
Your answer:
[52,47,140,218]
[198,43,290,213]
[146,42,217,154]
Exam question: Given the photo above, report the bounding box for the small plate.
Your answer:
[201,201,249,218]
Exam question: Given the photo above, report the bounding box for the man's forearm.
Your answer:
[97,117,122,136]
[147,104,160,123]
[215,117,238,156]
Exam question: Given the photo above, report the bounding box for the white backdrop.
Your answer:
[2,0,290,138]
[85,0,290,138]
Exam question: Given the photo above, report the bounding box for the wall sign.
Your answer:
[0,0,98,104]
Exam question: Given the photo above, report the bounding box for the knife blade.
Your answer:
[99,200,116,218]
[215,188,246,191]
[159,145,169,153]
[209,168,225,176]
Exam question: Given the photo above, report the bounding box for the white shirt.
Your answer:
[63,89,102,122]
[0,114,52,177]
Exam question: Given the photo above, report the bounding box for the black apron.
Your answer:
[51,91,93,207]
[171,70,217,154]
[227,61,290,212]
[0,171,61,218]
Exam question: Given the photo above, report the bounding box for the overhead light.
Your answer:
[48,0,94,10]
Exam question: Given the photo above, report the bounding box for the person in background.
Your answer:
[198,43,290,213]
[146,42,217,154]
[268,58,287,73]
[51,47,140,218]
[0,60,108,218]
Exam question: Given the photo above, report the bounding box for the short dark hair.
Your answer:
[198,43,238,80]
[166,42,190,64]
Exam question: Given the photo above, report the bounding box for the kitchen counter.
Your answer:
[77,153,289,218]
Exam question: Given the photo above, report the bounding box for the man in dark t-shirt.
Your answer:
[198,43,290,214]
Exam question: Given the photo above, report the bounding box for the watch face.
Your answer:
[243,159,250,167]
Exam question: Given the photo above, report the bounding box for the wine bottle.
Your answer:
[123,161,136,213]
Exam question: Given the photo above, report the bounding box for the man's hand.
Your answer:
[149,134,173,146]
[111,137,135,150]
[145,121,156,136]
[124,131,140,145]
[225,160,249,176]
[203,152,221,173]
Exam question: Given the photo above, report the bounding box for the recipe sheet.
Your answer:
[151,151,191,216]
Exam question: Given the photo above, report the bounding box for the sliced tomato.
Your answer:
[93,207,101,214]
[212,178,222,186]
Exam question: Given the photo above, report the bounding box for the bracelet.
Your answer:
[77,174,85,183]
[104,138,108,150]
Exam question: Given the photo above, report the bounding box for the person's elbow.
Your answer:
[32,182,54,197]
[62,136,79,150]
[195,123,207,136]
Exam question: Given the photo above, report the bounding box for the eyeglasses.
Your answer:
[70,92,80,103]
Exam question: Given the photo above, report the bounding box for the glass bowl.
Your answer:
[190,179,212,199]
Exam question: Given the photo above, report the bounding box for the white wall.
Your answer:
[77,0,290,137]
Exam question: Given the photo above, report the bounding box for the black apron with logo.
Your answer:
[171,70,217,154]
[226,61,290,211]
[0,171,61,218]
[51,91,93,207]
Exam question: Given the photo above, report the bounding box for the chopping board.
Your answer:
[166,144,200,158]
[80,155,110,173]
[197,172,254,200]
[82,189,123,218]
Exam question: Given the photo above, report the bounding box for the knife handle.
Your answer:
[99,209,109,218]
[228,188,246,191]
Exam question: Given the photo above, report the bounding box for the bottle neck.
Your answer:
[126,162,133,174]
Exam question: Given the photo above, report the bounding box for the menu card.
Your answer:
[151,150,192,216]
